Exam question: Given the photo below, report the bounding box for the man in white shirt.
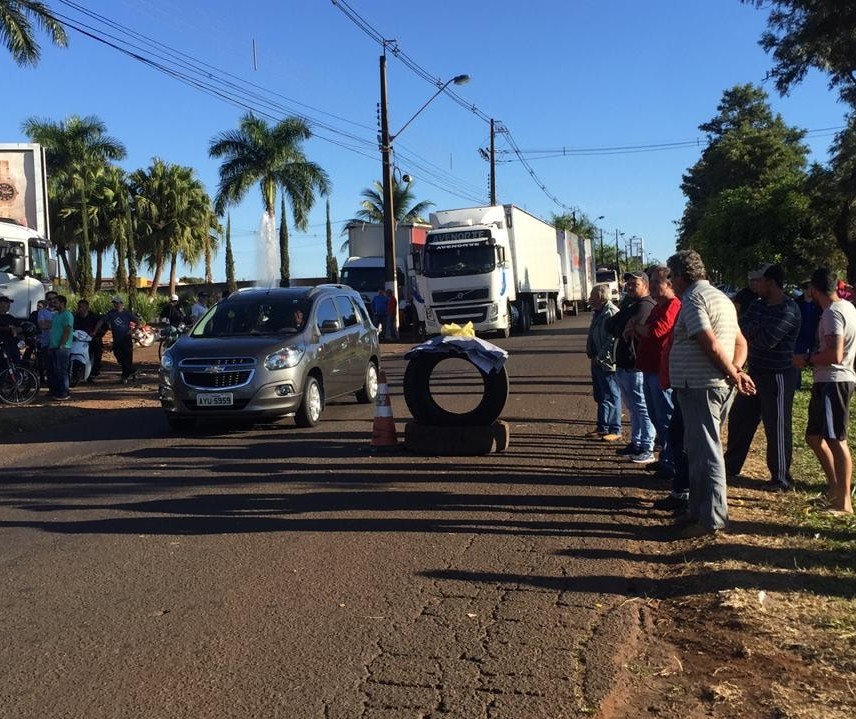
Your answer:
[190,291,209,324]
[793,268,856,515]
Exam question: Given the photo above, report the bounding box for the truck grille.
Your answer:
[179,357,256,389]
[431,287,489,303]
[436,307,487,324]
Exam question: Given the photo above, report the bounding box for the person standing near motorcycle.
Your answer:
[47,295,74,400]
[160,294,186,327]
[95,296,140,384]
[74,299,103,382]
[37,291,57,385]
[0,295,21,360]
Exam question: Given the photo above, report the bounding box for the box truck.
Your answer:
[339,223,428,329]
[556,230,595,316]
[414,205,562,337]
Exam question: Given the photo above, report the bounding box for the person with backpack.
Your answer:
[607,271,657,464]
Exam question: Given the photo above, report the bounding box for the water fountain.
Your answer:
[256,212,278,287]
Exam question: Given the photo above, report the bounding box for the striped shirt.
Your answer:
[669,280,738,389]
[739,297,801,373]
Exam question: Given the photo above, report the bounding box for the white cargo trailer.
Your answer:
[556,230,595,316]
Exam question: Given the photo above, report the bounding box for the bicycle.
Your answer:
[0,340,40,405]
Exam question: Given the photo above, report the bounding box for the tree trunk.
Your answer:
[94,250,103,292]
[148,254,164,298]
[279,197,290,287]
[168,254,179,296]
[125,203,138,311]
[78,188,93,298]
[225,215,237,294]
[56,244,78,293]
[115,223,127,293]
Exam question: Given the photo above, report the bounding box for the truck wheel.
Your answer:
[516,298,531,333]
[403,353,509,426]
[555,301,564,321]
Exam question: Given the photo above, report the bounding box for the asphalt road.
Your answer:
[0,314,666,719]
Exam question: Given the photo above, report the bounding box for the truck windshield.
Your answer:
[28,241,50,281]
[340,266,386,293]
[596,270,618,284]
[423,244,496,278]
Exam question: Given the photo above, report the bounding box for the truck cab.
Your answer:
[0,219,54,318]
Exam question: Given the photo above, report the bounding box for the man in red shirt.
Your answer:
[631,266,681,480]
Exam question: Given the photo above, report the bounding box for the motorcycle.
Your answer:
[68,329,92,387]
[130,322,157,348]
[158,321,186,359]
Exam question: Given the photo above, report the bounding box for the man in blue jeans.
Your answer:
[585,284,622,441]
[608,271,656,463]
[47,294,74,400]
[668,250,754,537]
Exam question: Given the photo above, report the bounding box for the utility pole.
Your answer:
[489,119,496,205]
[379,54,397,327]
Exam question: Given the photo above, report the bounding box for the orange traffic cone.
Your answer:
[371,370,399,448]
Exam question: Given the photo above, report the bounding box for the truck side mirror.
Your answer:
[497,246,507,265]
[11,256,25,278]
[48,258,57,278]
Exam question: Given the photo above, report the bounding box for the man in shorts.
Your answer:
[793,268,856,514]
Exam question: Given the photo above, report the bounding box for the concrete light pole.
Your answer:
[379,55,469,337]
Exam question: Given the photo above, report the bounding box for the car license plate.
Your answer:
[197,393,233,407]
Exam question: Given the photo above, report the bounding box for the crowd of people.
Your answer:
[586,249,856,535]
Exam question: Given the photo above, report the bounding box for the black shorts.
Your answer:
[806,382,856,441]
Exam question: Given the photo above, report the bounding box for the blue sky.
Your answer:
[1,0,848,282]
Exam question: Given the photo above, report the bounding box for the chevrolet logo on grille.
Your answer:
[204,365,226,374]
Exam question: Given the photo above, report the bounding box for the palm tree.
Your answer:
[340,177,433,252]
[1,0,68,66]
[23,114,126,296]
[130,158,214,297]
[208,113,330,285]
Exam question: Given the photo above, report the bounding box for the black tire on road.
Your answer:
[355,361,378,404]
[403,353,509,427]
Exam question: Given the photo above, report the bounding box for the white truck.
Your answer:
[339,223,428,328]
[557,230,595,316]
[0,143,53,318]
[415,205,562,337]
[595,267,621,304]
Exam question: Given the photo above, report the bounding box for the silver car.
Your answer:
[158,285,380,431]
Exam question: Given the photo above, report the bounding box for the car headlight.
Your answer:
[161,351,174,370]
[265,343,306,370]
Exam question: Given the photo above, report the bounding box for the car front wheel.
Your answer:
[295,376,323,427]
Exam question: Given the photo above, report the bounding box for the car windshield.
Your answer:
[190,298,311,337]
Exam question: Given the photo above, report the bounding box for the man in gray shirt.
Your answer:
[668,250,754,537]
[793,268,856,515]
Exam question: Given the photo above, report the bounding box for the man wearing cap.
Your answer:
[667,250,755,537]
[0,295,21,361]
[793,268,856,515]
[190,291,209,324]
[95,296,140,383]
[160,294,185,327]
[725,264,802,491]
[606,270,657,463]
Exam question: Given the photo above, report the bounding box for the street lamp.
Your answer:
[594,215,604,266]
[379,53,469,337]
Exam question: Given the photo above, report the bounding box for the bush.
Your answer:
[64,292,161,324]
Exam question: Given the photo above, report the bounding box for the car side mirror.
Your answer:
[320,319,341,333]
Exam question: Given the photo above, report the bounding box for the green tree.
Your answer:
[208,113,330,286]
[23,114,126,296]
[1,0,68,66]
[325,197,338,282]
[130,158,213,297]
[345,178,433,228]
[677,84,813,282]
[743,1,856,106]
[224,214,237,293]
